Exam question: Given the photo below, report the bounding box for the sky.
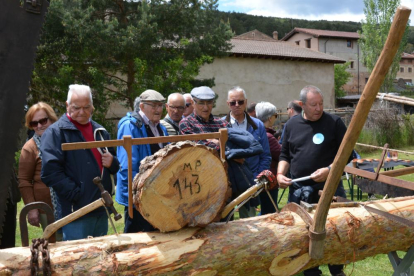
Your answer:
[217,0,414,25]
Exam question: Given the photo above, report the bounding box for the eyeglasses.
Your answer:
[168,105,185,111]
[229,100,245,106]
[143,102,164,109]
[185,103,192,108]
[194,100,214,106]
[30,117,49,128]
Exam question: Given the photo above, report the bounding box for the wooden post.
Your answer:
[123,135,134,218]
[219,128,228,161]
[310,6,411,259]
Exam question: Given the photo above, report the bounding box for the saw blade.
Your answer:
[0,0,50,242]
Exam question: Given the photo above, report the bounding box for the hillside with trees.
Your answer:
[214,10,414,50]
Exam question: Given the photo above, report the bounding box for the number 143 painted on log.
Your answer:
[173,174,201,199]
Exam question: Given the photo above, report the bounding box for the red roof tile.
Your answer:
[281,28,360,41]
[229,38,346,63]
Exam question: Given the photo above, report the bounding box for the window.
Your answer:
[410,68,413,73]
[305,39,311,48]
[401,67,405,73]
[295,41,300,46]
[349,61,354,69]
[347,40,353,48]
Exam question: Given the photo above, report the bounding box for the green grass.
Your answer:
[15,147,414,275]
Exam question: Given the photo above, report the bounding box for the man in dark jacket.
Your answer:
[41,84,119,241]
[223,86,271,218]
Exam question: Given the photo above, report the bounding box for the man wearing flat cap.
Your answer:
[179,86,228,150]
[116,89,169,233]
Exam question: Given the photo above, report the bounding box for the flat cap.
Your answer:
[140,89,166,102]
[190,86,216,100]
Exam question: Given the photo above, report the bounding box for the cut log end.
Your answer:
[133,142,230,232]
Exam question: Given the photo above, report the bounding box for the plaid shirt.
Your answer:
[179,112,229,150]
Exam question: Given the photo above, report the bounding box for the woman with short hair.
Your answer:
[18,102,59,232]
[255,101,281,214]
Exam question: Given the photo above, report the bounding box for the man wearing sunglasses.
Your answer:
[223,86,271,218]
[160,93,185,136]
[116,89,169,233]
[183,93,194,117]
[41,84,119,241]
[179,86,228,150]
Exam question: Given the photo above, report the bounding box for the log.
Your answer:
[2,197,414,275]
[133,141,230,232]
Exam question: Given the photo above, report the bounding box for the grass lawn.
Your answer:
[15,146,414,275]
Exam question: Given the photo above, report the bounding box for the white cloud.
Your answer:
[218,0,414,25]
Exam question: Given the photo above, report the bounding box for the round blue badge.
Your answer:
[313,133,324,144]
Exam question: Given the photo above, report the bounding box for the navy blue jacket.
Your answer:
[225,128,263,208]
[41,114,119,217]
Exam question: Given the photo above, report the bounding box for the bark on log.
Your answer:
[2,197,414,275]
[133,141,230,232]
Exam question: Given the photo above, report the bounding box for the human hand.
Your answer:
[102,152,114,168]
[28,209,40,227]
[257,170,278,190]
[310,167,330,182]
[207,138,220,145]
[277,173,292,189]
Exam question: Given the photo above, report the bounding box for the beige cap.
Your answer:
[140,89,166,102]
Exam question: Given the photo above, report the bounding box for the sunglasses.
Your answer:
[229,100,245,106]
[30,117,49,128]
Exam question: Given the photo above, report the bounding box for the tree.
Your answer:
[359,0,408,92]
[334,62,352,98]
[31,0,233,130]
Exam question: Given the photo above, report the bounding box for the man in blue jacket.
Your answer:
[223,86,271,218]
[41,84,119,241]
[116,90,169,233]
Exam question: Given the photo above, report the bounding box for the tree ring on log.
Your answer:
[133,141,230,232]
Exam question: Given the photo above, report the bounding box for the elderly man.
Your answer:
[277,85,347,276]
[41,84,119,241]
[183,93,194,117]
[180,87,228,150]
[116,90,169,233]
[161,93,185,135]
[223,86,271,218]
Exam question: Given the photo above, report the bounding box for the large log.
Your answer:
[133,142,230,232]
[2,197,414,275]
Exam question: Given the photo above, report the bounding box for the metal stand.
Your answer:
[388,245,414,276]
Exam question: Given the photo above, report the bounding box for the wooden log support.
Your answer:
[311,6,411,259]
[2,197,414,275]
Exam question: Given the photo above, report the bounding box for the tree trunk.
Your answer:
[2,197,414,275]
[133,141,230,232]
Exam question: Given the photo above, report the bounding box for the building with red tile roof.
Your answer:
[281,28,369,94]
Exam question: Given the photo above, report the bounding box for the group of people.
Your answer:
[18,83,347,275]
